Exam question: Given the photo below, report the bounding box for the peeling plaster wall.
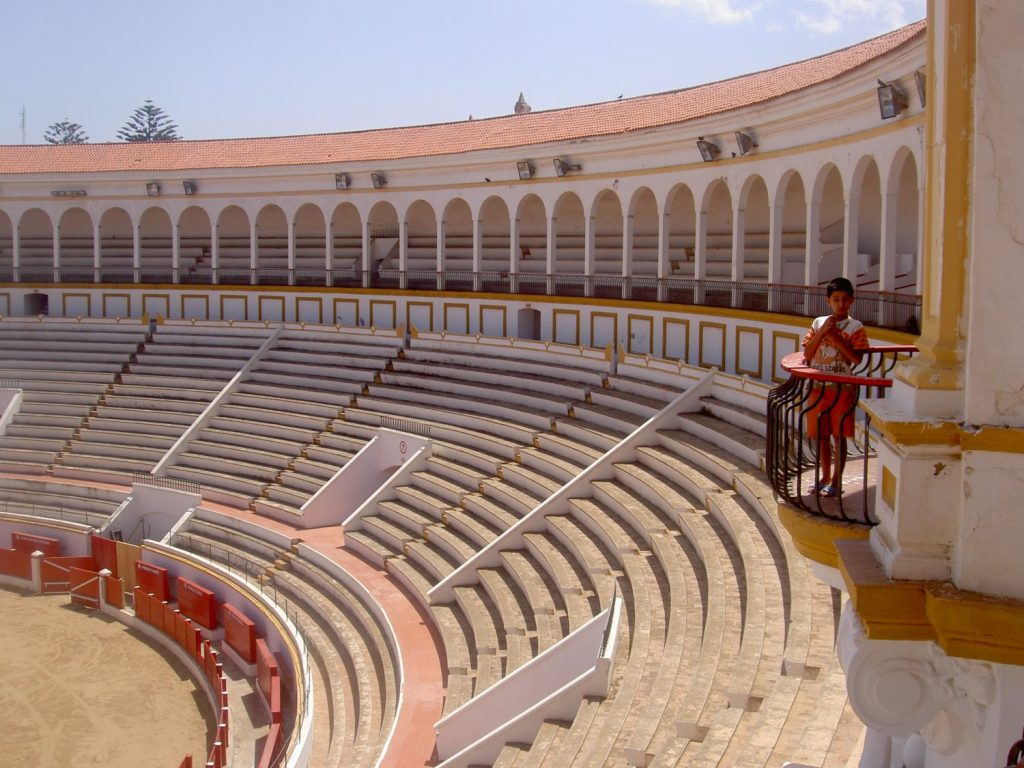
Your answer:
[964,2,1024,427]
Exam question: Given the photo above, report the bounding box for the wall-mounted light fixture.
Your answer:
[552,158,581,177]
[370,172,386,189]
[914,70,926,107]
[734,131,757,156]
[182,180,198,195]
[877,79,908,119]
[50,189,87,197]
[517,161,534,180]
[335,173,349,190]
[146,182,161,196]
[696,137,721,162]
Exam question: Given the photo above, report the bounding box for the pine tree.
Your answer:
[43,119,89,144]
[117,100,181,141]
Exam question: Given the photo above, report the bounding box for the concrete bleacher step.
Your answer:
[675,411,766,472]
[607,373,685,403]
[352,397,538,445]
[570,401,645,435]
[230,390,343,419]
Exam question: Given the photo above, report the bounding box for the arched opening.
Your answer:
[592,190,624,299]
[741,177,770,313]
[330,202,362,286]
[294,203,326,285]
[97,208,132,281]
[139,207,173,283]
[58,208,93,281]
[18,208,54,281]
[553,192,584,294]
[778,171,808,286]
[663,183,697,303]
[367,201,399,287]
[217,206,250,284]
[893,150,920,294]
[480,196,511,287]
[627,187,660,301]
[255,204,288,280]
[740,175,770,284]
[855,159,882,286]
[406,200,438,288]
[179,206,213,283]
[442,198,473,289]
[816,165,845,285]
[516,194,547,294]
[704,180,734,306]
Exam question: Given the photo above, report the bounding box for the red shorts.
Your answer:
[806,384,858,438]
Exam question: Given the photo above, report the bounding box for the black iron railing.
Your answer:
[2,267,922,331]
[766,345,917,524]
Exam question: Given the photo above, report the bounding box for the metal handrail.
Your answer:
[766,345,918,524]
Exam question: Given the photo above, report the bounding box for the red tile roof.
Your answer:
[0,21,924,175]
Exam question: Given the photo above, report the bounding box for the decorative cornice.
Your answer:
[837,539,1024,665]
[861,399,1024,453]
[776,502,871,569]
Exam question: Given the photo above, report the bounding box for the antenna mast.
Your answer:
[20,106,26,144]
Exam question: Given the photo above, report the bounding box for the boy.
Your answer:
[802,277,869,497]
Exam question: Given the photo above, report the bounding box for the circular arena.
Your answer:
[3,5,1024,768]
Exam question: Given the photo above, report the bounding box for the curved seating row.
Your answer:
[0,321,864,767]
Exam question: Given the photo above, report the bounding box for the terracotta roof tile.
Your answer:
[0,21,924,175]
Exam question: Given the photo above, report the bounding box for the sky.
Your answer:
[1,0,925,146]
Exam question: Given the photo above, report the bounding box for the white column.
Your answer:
[362,220,372,288]
[694,208,709,305]
[767,202,784,312]
[546,214,557,294]
[12,224,20,281]
[509,216,520,293]
[93,221,102,283]
[583,214,595,297]
[732,203,745,307]
[325,219,334,287]
[132,223,141,284]
[52,222,60,282]
[805,199,821,287]
[878,191,899,327]
[211,223,220,285]
[472,217,482,291]
[436,218,446,291]
[622,212,634,300]
[171,222,181,284]
[399,219,408,290]
[249,221,258,285]
[842,193,859,283]
[657,211,670,302]
[287,220,296,286]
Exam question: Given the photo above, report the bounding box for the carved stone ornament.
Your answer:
[837,600,996,753]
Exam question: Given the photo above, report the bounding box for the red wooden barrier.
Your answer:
[104,574,124,609]
[69,566,100,608]
[40,556,96,593]
[0,549,32,580]
[178,756,192,768]
[223,603,257,664]
[176,576,217,629]
[90,534,118,576]
[135,560,170,602]
[255,639,278,701]
[11,531,61,557]
[257,722,283,768]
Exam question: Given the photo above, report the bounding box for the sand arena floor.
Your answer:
[0,586,213,768]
